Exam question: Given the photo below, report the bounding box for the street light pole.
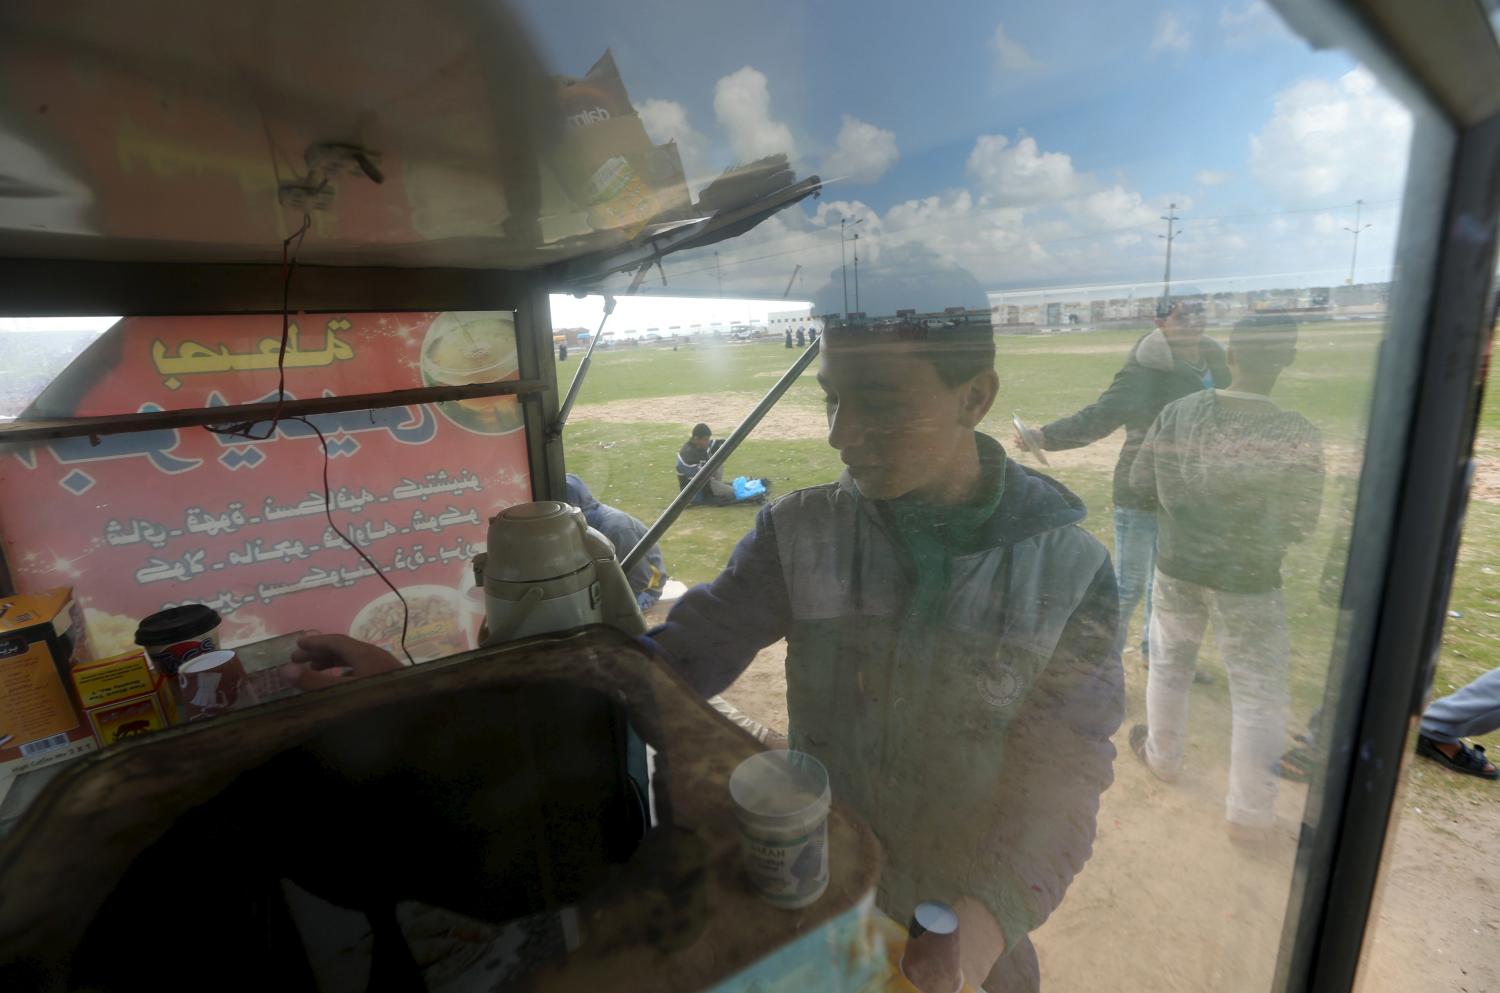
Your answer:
[840,218,849,316]
[853,233,860,313]
[1344,199,1372,286]
[1159,203,1180,303]
[839,216,863,317]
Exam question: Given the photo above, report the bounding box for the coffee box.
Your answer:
[0,587,97,776]
[71,649,176,746]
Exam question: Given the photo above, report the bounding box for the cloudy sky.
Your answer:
[516,0,1415,312]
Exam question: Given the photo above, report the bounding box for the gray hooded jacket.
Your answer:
[653,435,1123,992]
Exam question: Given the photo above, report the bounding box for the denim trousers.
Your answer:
[1144,571,1291,828]
[1421,666,1500,743]
[1112,507,1157,656]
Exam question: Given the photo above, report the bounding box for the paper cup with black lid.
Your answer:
[134,604,221,678]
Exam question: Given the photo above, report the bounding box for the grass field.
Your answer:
[564,324,1500,804]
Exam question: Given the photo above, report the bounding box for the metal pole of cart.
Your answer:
[621,338,821,574]
[552,262,651,438]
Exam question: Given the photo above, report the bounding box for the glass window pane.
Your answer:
[14,311,521,420]
[3,384,531,667]
[536,3,1427,990]
[0,316,115,421]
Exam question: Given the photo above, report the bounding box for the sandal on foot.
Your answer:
[1416,734,1499,780]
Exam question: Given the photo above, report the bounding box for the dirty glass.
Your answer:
[0,1,1464,991]
[0,391,530,658]
[1,309,530,685]
[541,1,1427,991]
[0,316,114,420]
[7,311,523,419]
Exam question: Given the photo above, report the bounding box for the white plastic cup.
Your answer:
[729,750,831,909]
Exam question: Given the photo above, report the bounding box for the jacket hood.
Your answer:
[837,433,1088,548]
[1133,328,1227,373]
[563,474,602,519]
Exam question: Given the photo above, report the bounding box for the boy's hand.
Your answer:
[280,633,403,691]
[953,896,1006,988]
[1012,425,1046,455]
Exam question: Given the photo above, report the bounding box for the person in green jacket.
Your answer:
[1015,291,1229,665]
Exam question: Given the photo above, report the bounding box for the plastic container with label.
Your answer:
[729,750,831,909]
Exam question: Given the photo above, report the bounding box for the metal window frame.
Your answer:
[1269,2,1500,991]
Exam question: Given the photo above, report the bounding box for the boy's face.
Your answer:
[1158,302,1206,341]
[818,340,996,501]
[692,434,711,450]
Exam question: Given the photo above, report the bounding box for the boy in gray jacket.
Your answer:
[653,317,1124,992]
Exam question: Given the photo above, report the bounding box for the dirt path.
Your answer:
[571,392,826,442]
[714,641,1500,992]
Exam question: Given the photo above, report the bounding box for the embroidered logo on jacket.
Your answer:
[977,658,1024,708]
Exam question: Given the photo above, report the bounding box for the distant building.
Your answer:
[767,306,816,330]
[553,326,593,346]
[988,275,1390,332]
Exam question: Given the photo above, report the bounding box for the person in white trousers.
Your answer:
[1125,315,1325,845]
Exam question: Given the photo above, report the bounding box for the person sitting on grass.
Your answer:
[564,472,668,612]
[1126,314,1325,846]
[677,422,770,505]
[652,317,1124,993]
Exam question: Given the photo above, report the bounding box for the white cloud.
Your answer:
[822,115,900,184]
[1069,184,1162,231]
[1151,12,1192,54]
[1220,2,1293,46]
[637,98,714,193]
[966,134,1087,207]
[1195,169,1233,186]
[1249,66,1413,205]
[713,66,798,163]
[990,23,1041,71]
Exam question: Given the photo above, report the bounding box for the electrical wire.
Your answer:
[291,415,416,667]
[205,212,311,439]
[201,210,414,667]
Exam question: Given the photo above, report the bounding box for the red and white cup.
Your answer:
[134,605,222,678]
[176,650,256,722]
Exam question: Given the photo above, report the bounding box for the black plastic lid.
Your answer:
[909,900,959,939]
[133,604,221,646]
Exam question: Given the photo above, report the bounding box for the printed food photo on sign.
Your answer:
[350,583,471,664]
[0,312,532,669]
[421,312,524,436]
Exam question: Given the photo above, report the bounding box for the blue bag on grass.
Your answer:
[732,475,766,502]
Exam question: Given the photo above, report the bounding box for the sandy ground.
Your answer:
[571,393,825,442]
[709,639,1500,993]
[617,384,1500,988]
[1470,441,1500,505]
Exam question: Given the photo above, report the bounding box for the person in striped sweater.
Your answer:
[1126,314,1325,845]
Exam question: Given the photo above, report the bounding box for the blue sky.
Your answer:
[515,0,1414,307]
